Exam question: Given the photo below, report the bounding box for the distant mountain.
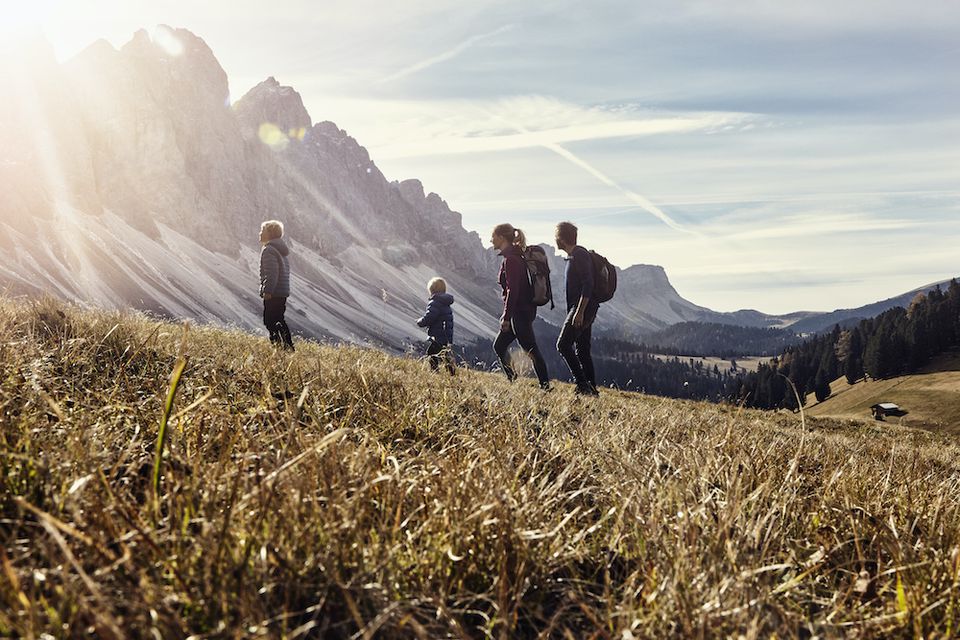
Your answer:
[0,26,953,351]
[537,247,715,337]
[784,279,958,334]
[679,280,957,337]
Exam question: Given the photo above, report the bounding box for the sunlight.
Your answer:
[0,1,58,38]
[0,24,108,298]
[257,122,307,150]
[148,24,183,57]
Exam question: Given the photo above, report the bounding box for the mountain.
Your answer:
[0,25,738,348]
[538,247,714,336]
[784,279,958,334]
[0,27,503,348]
[1,26,951,351]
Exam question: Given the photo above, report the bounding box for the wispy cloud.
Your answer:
[376,113,740,158]
[479,106,699,234]
[376,24,515,84]
[719,212,930,242]
[320,95,748,159]
[537,140,693,234]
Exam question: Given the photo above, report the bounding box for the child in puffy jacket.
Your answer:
[416,277,456,375]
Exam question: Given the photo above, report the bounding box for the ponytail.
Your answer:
[513,228,527,251]
[492,223,527,251]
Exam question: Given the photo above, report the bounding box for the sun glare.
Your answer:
[148,24,183,57]
[0,0,58,38]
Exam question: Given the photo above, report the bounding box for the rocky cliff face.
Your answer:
[0,26,731,349]
[537,246,714,337]
[0,27,506,348]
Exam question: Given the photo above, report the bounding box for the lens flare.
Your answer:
[256,123,307,150]
[258,122,289,150]
[149,25,184,57]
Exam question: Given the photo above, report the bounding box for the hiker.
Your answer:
[259,219,294,351]
[416,277,456,375]
[555,221,598,395]
[491,223,551,389]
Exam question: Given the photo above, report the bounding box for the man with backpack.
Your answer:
[555,221,616,396]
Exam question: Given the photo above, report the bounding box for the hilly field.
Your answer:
[1,297,959,638]
[807,349,960,434]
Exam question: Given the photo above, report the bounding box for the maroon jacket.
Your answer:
[498,245,535,322]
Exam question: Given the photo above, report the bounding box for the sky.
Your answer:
[6,0,960,314]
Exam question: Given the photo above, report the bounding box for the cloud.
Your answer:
[381,113,739,158]
[376,24,516,84]
[717,212,930,243]
[317,95,749,159]
[530,139,692,234]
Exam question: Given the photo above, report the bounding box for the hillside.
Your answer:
[807,348,960,433]
[2,296,959,637]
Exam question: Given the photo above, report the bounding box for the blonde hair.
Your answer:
[428,277,447,294]
[260,219,284,240]
[492,223,527,251]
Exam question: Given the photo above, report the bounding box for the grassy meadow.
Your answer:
[808,349,960,435]
[1,297,959,638]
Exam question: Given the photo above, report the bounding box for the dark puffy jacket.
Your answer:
[417,293,455,345]
[260,238,291,297]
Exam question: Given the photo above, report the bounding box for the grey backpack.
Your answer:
[522,246,554,309]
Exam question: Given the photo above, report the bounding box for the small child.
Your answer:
[416,277,456,376]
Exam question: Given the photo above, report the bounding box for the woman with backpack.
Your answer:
[490,223,550,389]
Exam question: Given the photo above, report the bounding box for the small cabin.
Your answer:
[870,402,903,420]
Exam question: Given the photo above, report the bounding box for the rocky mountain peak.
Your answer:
[620,264,676,294]
[234,77,312,136]
[397,179,426,204]
[120,26,229,109]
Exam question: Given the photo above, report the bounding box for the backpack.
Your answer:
[522,245,554,309]
[589,250,617,303]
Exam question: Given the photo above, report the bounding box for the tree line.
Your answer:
[728,280,960,410]
[449,280,959,408]
[640,321,803,358]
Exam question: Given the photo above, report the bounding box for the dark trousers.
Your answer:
[427,340,456,376]
[263,297,294,350]
[494,314,549,385]
[557,307,596,386]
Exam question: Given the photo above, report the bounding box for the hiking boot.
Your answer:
[574,383,596,396]
[539,382,553,392]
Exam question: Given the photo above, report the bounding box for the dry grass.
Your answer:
[1,297,959,638]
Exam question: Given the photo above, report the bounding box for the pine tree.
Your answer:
[864,329,892,379]
[814,369,831,402]
[844,328,864,385]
